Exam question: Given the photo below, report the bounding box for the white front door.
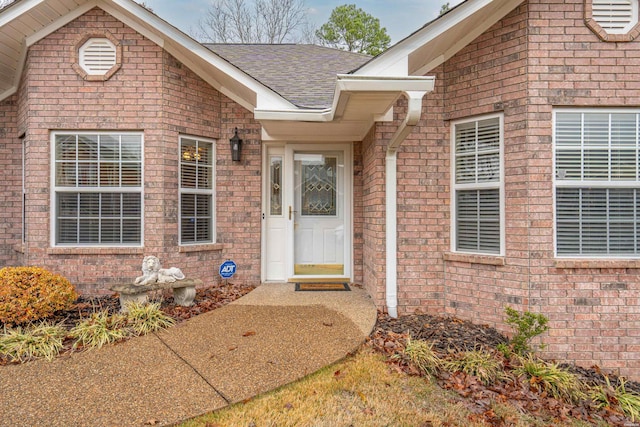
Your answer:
[262,144,352,281]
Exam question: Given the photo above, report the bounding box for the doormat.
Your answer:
[294,282,351,292]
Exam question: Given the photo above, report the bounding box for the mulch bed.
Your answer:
[368,311,640,427]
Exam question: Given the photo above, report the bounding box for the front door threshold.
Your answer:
[288,277,351,283]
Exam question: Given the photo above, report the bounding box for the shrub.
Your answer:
[513,354,586,404]
[0,321,67,362]
[125,302,175,335]
[503,306,549,355]
[70,311,129,350]
[0,267,78,326]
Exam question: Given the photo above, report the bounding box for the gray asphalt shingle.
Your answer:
[205,44,371,109]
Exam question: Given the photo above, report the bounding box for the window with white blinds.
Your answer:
[53,132,142,245]
[592,0,638,34]
[180,136,215,244]
[555,111,640,256]
[452,115,503,254]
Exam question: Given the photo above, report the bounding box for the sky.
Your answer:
[143,0,465,44]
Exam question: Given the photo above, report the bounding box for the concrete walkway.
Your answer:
[0,283,377,427]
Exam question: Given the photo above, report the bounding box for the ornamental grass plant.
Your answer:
[125,302,175,335]
[69,310,129,350]
[514,354,587,404]
[0,321,67,362]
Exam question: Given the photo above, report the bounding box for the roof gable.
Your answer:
[355,0,525,77]
[0,0,292,110]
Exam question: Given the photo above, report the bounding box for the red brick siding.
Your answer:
[361,126,386,303]
[365,0,640,378]
[15,8,262,292]
[0,95,21,267]
[524,0,640,379]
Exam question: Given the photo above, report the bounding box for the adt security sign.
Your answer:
[219,260,237,279]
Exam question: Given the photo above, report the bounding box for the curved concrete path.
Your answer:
[0,283,377,427]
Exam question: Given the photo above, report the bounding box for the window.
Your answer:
[180,136,215,244]
[555,110,640,256]
[452,115,503,254]
[53,132,143,246]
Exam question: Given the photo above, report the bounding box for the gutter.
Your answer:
[385,91,427,318]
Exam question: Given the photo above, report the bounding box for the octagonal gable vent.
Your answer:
[592,0,638,33]
[80,38,117,75]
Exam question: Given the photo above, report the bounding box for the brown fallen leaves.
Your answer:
[367,312,640,427]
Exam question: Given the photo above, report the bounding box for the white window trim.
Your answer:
[553,108,640,258]
[50,131,144,248]
[179,135,216,246]
[450,113,505,256]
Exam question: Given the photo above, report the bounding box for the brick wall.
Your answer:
[368,0,640,378]
[15,8,262,293]
[361,126,386,302]
[524,0,640,378]
[0,95,21,267]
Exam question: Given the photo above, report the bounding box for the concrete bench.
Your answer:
[110,278,202,312]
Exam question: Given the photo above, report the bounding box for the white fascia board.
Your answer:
[356,0,508,76]
[103,0,293,111]
[255,75,435,122]
[0,0,48,27]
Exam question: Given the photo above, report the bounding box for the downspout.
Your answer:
[386,91,427,318]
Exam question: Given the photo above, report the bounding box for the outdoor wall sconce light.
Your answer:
[229,127,242,162]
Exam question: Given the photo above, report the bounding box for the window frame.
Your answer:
[50,131,144,248]
[179,135,216,246]
[553,108,640,258]
[450,113,505,256]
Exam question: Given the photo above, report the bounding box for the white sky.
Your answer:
[143,0,465,44]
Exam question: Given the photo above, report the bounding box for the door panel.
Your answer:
[293,151,344,276]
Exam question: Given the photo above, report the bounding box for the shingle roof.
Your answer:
[204,44,371,109]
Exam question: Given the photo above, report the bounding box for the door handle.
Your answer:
[289,206,297,220]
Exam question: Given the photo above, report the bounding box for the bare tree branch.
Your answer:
[195,0,311,44]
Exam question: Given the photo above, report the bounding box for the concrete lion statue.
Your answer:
[134,255,185,286]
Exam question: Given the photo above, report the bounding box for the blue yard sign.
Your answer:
[219,260,237,279]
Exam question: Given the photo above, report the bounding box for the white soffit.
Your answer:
[355,0,525,77]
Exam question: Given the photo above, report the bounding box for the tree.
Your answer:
[195,0,310,44]
[439,3,451,16]
[316,4,391,56]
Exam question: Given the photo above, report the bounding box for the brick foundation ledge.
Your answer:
[554,258,640,269]
[47,247,144,256]
[443,252,506,266]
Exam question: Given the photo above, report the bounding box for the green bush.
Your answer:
[503,306,549,355]
[0,267,78,326]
